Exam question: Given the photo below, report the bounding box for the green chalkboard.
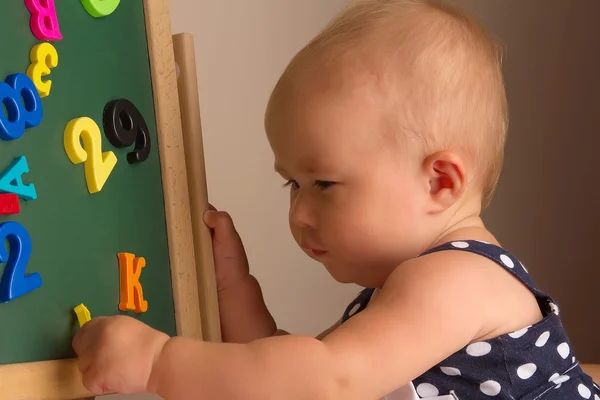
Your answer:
[0,1,179,366]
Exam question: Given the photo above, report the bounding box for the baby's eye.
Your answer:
[283,179,300,190]
[314,180,336,190]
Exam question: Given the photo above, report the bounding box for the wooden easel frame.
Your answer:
[0,1,220,399]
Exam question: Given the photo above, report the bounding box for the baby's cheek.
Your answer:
[288,224,301,245]
[327,211,372,250]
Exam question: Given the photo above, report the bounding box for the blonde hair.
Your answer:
[268,0,508,208]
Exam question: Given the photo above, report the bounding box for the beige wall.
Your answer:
[169,0,358,339]
[107,1,600,398]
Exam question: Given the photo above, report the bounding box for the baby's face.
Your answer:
[265,76,432,287]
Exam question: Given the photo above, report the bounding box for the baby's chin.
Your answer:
[321,260,363,285]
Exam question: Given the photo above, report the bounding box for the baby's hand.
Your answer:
[203,205,250,291]
[72,315,169,395]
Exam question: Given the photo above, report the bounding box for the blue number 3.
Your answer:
[0,221,41,302]
[0,73,43,141]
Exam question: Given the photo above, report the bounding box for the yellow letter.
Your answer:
[74,303,92,327]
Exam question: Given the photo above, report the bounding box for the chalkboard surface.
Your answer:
[0,0,179,366]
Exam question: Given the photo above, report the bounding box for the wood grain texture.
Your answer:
[143,0,203,339]
[0,359,91,400]
[172,33,222,342]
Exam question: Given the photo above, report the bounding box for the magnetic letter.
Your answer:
[24,0,63,41]
[0,157,37,200]
[0,194,20,215]
[118,253,148,313]
[81,0,121,18]
[74,303,92,327]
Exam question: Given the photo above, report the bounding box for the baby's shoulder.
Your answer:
[391,240,520,290]
[384,240,545,340]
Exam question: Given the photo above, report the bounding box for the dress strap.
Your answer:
[342,287,374,323]
[420,240,558,315]
[342,240,559,323]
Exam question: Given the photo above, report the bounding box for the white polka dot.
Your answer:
[347,303,361,317]
[549,373,560,388]
[549,373,570,388]
[517,363,537,379]
[558,342,570,359]
[452,241,469,248]
[500,254,514,268]
[467,342,492,357]
[480,380,501,396]
[416,383,439,397]
[550,302,560,315]
[509,327,529,338]
[578,384,592,399]
[521,262,529,273]
[536,331,550,347]
[440,366,461,376]
[594,395,599,400]
[573,356,577,364]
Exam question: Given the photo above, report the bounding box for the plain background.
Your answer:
[107,1,600,399]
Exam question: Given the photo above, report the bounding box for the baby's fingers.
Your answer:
[203,210,237,238]
[81,364,110,396]
[72,320,93,355]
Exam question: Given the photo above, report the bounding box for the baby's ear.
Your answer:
[422,151,467,213]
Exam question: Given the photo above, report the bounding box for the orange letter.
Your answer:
[118,252,148,313]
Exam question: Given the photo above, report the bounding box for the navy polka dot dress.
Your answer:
[341,240,600,399]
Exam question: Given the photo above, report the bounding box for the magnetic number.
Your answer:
[0,73,43,141]
[26,42,59,98]
[64,117,117,194]
[103,99,151,164]
[0,221,41,303]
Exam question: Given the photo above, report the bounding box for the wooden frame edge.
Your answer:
[0,359,90,400]
[0,2,204,400]
[143,0,203,340]
[172,32,222,342]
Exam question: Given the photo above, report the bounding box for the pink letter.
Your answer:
[24,0,63,41]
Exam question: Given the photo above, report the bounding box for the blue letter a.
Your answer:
[0,156,37,200]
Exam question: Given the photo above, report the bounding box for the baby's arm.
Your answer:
[145,251,498,400]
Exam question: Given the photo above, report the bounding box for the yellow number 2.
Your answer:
[26,42,59,98]
[64,117,117,194]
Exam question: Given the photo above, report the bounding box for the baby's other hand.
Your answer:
[72,315,169,396]
[203,204,250,291]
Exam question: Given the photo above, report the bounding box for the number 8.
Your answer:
[0,73,43,141]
